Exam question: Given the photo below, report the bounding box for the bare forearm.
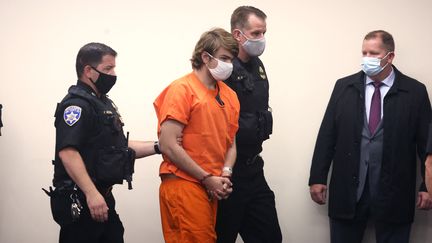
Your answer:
[60,148,109,222]
[59,147,98,196]
[224,138,237,168]
[128,140,157,158]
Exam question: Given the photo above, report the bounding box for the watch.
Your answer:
[154,141,161,154]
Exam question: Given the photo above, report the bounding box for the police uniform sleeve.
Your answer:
[55,98,95,152]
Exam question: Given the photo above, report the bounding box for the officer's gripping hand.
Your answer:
[310,184,327,205]
[86,190,109,222]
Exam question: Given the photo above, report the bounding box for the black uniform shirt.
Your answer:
[225,57,270,156]
[55,81,98,153]
[53,81,101,184]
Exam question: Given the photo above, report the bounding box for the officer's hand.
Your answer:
[417,191,432,210]
[86,190,109,222]
[310,184,327,205]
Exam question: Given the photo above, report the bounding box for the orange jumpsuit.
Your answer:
[154,72,240,242]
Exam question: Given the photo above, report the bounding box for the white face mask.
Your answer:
[361,52,392,76]
[239,30,266,57]
[206,53,233,81]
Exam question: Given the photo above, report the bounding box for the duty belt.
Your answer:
[53,179,75,190]
[53,180,113,197]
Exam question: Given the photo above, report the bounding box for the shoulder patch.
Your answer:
[63,105,82,126]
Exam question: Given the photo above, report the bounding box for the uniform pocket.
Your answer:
[257,110,273,141]
[237,112,260,144]
[95,148,126,185]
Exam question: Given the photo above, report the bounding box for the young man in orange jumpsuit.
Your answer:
[154,28,240,243]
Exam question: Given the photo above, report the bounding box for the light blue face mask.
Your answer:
[361,52,392,76]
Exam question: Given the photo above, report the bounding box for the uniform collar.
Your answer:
[77,80,98,97]
[236,56,258,66]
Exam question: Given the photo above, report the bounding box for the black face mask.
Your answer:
[90,66,117,94]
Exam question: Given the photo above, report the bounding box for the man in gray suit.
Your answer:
[309,30,432,243]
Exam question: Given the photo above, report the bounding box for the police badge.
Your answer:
[63,105,82,126]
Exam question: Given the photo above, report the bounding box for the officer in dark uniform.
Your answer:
[47,42,161,243]
[216,6,282,243]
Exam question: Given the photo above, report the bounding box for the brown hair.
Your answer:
[190,28,239,70]
[230,6,267,31]
[364,30,395,52]
[75,42,117,78]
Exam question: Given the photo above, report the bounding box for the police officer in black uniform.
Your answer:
[47,42,162,243]
[216,6,282,243]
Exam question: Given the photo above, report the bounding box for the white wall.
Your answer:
[1,0,432,242]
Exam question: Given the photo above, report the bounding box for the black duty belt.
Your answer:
[53,179,75,190]
[53,180,113,197]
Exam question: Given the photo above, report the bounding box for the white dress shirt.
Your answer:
[364,68,395,122]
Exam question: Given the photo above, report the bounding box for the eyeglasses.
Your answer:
[215,83,225,106]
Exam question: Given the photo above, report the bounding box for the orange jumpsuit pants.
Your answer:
[160,177,218,243]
